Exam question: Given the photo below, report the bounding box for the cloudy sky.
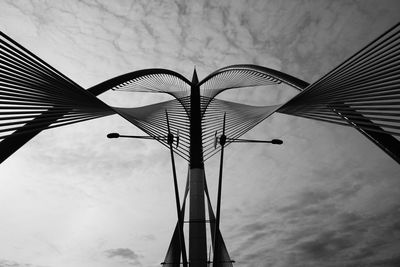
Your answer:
[0,0,400,266]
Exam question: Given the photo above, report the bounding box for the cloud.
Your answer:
[104,248,142,266]
[368,255,400,267]
[229,181,400,266]
[0,259,48,267]
[141,234,156,241]
[295,230,354,259]
[277,190,332,213]
[277,204,400,266]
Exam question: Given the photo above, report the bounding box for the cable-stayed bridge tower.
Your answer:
[0,23,400,266]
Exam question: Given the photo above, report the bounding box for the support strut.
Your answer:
[166,111,188,267]
[213,113,227,267]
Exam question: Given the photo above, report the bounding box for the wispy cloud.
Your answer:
[104,248,142,266]
[0,259,48,267]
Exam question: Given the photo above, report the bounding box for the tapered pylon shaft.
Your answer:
[189,69,208,266]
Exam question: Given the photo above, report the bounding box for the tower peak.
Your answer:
[191,68,198,85]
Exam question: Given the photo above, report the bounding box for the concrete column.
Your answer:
[189,168,207,266]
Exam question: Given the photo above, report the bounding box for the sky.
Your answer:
[0,0,399,266]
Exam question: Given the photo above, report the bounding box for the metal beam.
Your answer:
[166,111,188,267]
[189,69,207,266]
[213,113,226,267]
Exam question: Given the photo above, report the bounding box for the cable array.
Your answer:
[113,98,191,161]
[111,71,191,99]
[278,23,400,138]
[112,96,279,162]
[202,98,281,161]
[0,32,114,139]
[199,64,282,101]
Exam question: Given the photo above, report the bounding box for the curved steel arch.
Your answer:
[197,64,309,91]
[88,68,192,96]
[194,64,310,119]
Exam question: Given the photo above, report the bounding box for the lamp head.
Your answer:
[107,133,120,139]
[271,139,283,145]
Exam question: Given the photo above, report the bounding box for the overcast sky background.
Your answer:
[0,1,399,266]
